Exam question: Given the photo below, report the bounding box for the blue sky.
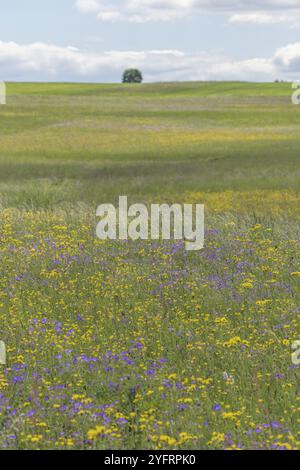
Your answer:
[1,0,300,82]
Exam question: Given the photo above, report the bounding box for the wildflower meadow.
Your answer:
[0,82,299,450]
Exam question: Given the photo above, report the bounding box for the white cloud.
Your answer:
[273,42,300,70]
[74,0,300,24]
[229,10,300,26]
[1,40,300,82]
[75,0,100,13]
[229,12,291,25]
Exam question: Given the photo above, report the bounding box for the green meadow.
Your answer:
[1,81,300,208]
[0,82,299,450]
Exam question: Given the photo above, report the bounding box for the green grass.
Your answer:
[0,82,299,450]
[7,81,295,97]
[1,81,300,209]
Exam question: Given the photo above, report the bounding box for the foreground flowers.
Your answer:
[0,196,299,450]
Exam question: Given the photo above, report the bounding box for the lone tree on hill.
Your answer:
[122,69,143,84]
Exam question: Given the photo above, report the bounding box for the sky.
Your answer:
[1,0,300,82]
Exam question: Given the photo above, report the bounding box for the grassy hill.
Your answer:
[1,81,299,209]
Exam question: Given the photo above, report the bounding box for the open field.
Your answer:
[0,82,299,449]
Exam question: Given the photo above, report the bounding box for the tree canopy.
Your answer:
[122,69,143,84]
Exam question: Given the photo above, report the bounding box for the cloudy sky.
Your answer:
[1,0,300,82]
